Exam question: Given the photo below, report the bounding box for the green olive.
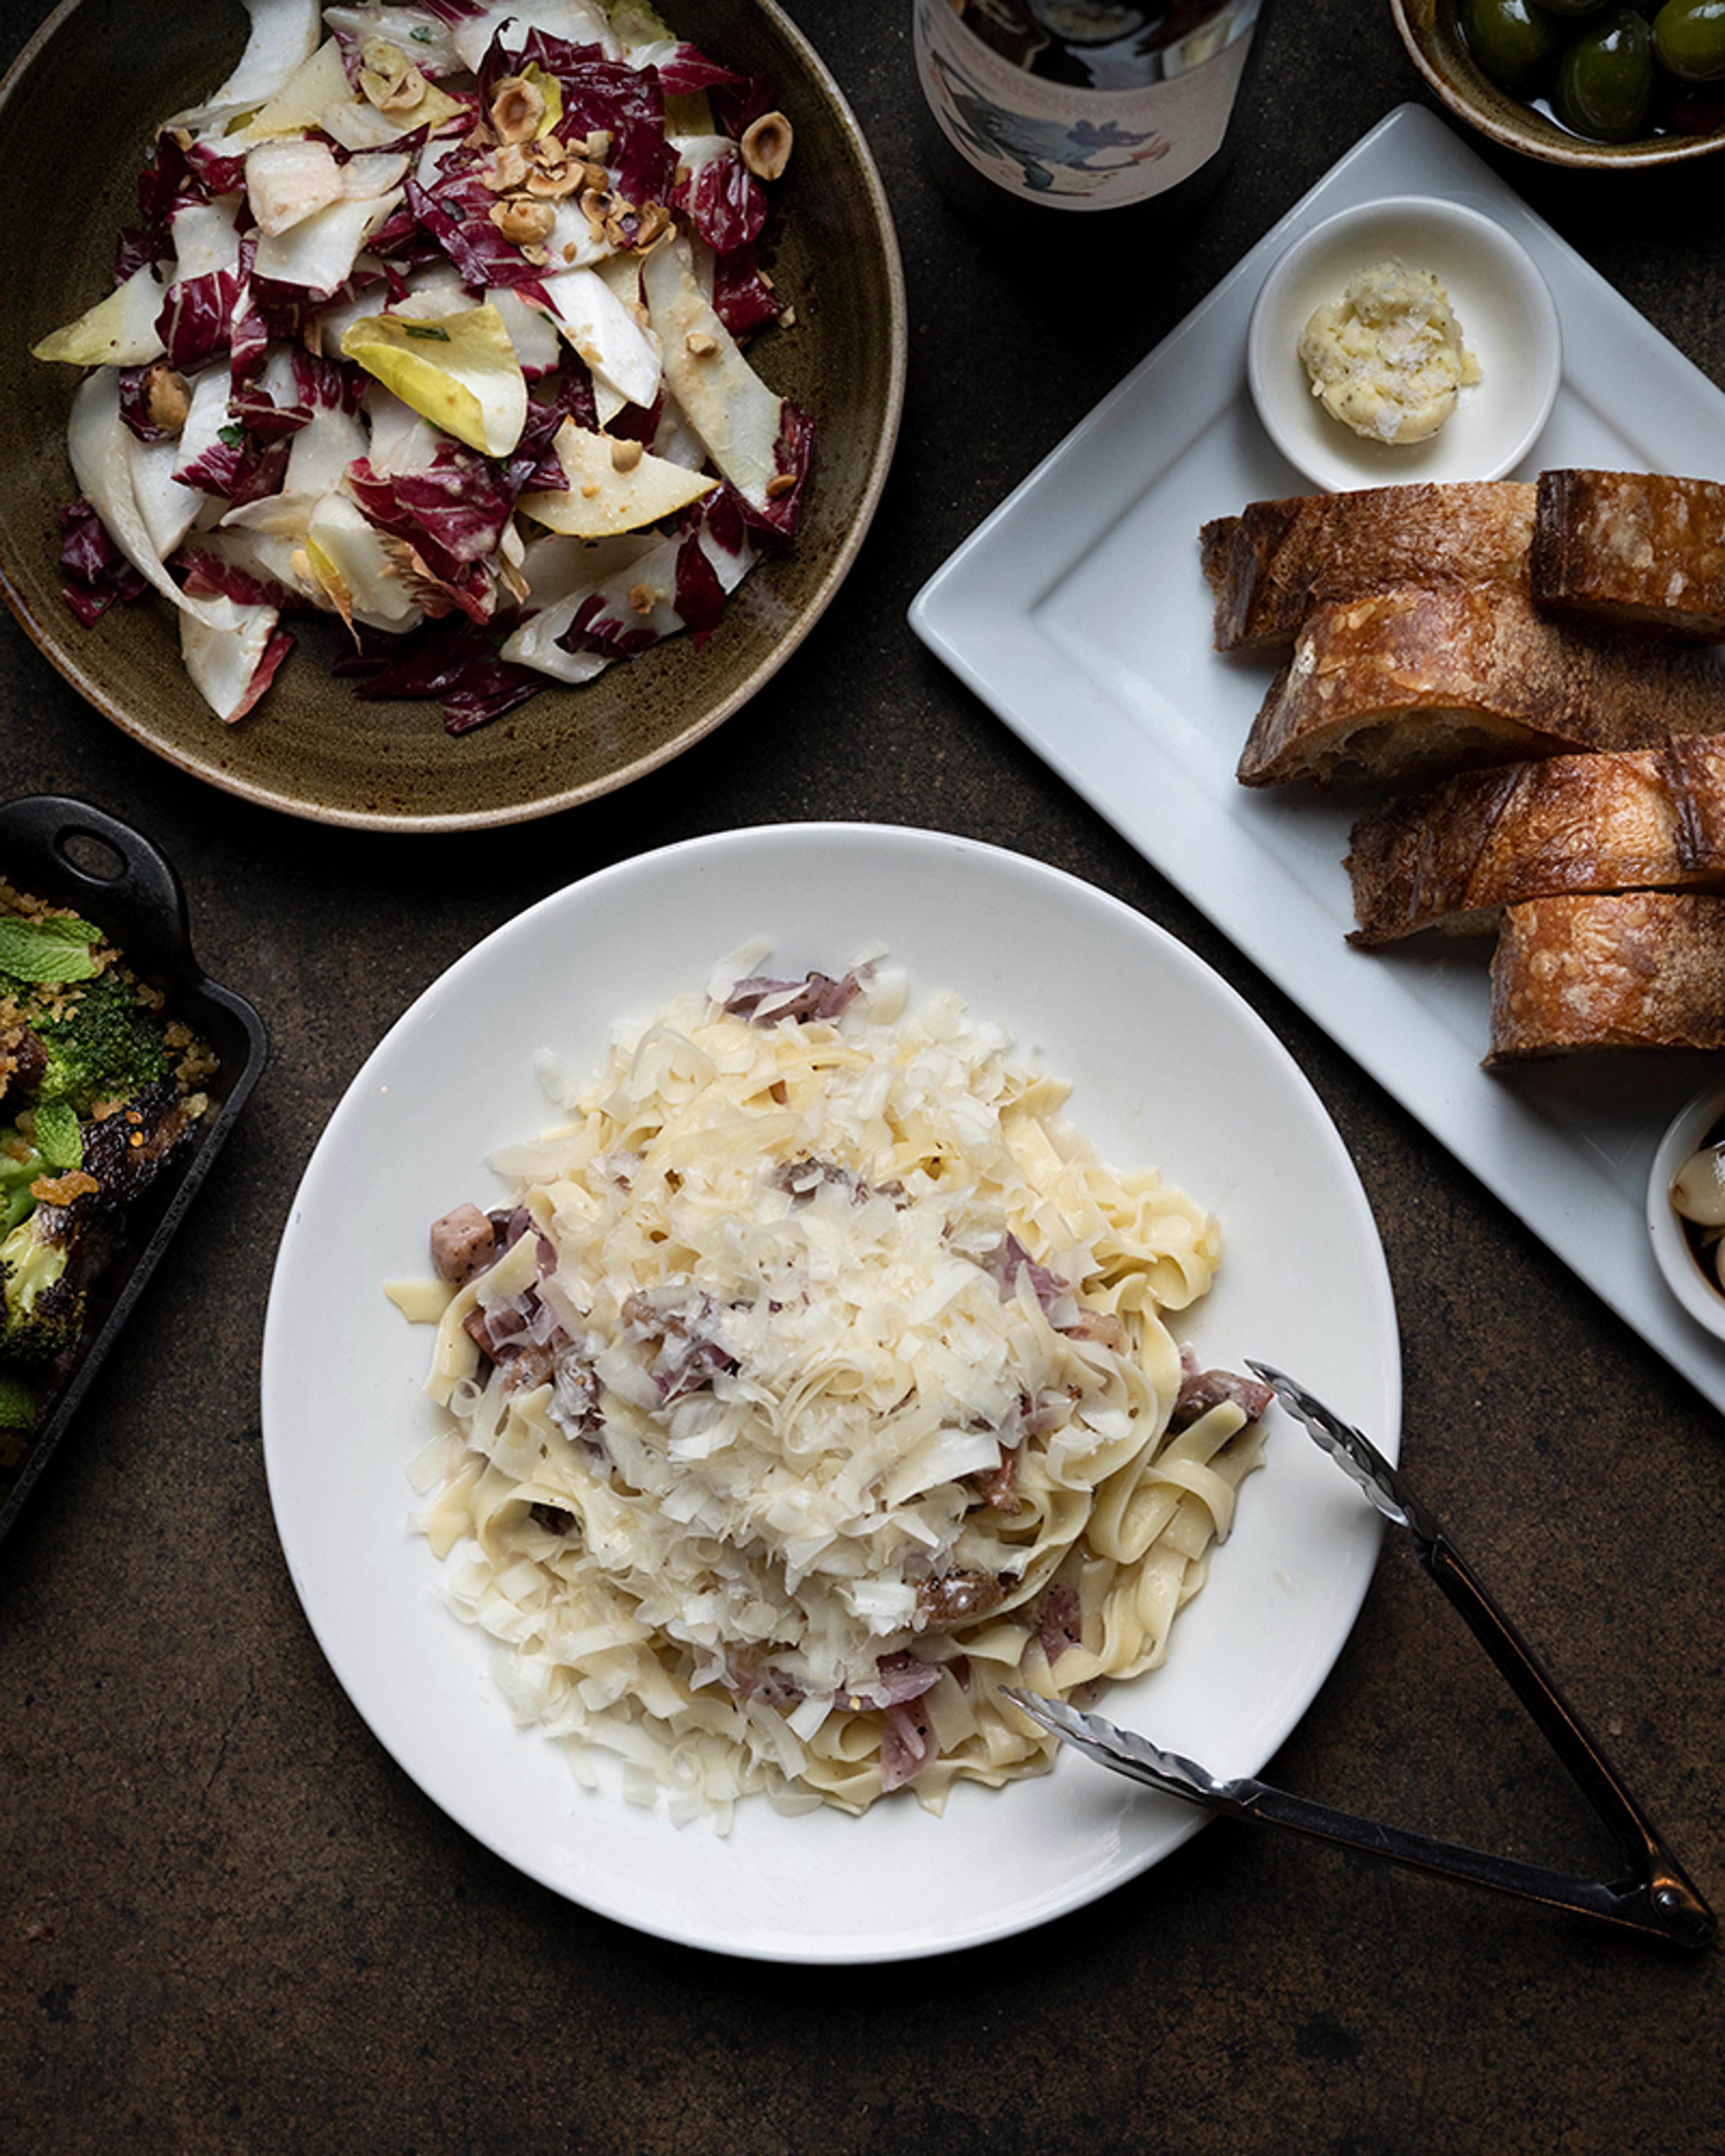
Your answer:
[1463,0,1564,87]
[1654,0,1725,79]
[1555,7,1657,135]
[1532,0,1612,15]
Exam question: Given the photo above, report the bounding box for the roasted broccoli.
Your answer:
[0,1132,48,1234]
[33,967,172,1118]
[0,891,208,1441]
[0,1215,85,1369]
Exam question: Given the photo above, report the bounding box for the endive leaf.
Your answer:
[341,305,528,457]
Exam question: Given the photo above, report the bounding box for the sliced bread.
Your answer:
[1200,481,1535,654]
[1487,891,1725,1062]
[1235,584,1725,791]
[1346,736,1725,943]
[1531,469,1725,642]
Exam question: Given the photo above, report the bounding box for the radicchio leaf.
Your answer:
[481,33,676,207]
[59,497,149,626]
[353,615,543,733]
[670,139,765,256]
[710,71,780,141]
[344,446,516,618]
[404,169,554,296]
[654,43,745,96]
[711,242,783,337]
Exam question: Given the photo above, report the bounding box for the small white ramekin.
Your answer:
[1247,193,1562,495]
[1647,1080,1725,1343]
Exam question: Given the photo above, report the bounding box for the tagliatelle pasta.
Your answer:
[394,947,1269,1825]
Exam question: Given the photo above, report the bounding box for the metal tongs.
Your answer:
[1005,1364,1716,1953]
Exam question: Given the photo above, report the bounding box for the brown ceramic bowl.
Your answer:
[0,0,905,833]
[1392,0,1725,169]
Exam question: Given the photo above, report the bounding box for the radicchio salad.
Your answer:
[31,0,812,735]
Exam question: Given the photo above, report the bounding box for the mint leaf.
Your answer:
[0,916,102,983]
[31,1098,82,1171]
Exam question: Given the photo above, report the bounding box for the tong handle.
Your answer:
[1411,1529,1714,1949]
[1226,1774,1712,1950]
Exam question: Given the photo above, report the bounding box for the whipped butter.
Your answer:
[1298,258,1482,446]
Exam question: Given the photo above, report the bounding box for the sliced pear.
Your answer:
[518,416,716,538]
[341,305,528,457]
[30,259,167,367]
[641,235,784,509]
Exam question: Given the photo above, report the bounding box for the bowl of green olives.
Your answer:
[1393,0,1725,165]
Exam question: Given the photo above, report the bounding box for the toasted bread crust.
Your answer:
[1532,469,1725,641]
[1346,736,1725,942]
[1487,891,1725,1061]
[1235,585,1725,791]
[1200,482,1535,654]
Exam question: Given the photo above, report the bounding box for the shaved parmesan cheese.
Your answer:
[518,417,716,538]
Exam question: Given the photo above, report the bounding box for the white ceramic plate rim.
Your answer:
[908,101,1725,1414]
[261,824,1401,1963]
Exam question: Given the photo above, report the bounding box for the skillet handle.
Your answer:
[0,793,193,981]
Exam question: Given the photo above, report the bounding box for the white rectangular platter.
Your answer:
[911,102,1725,1413]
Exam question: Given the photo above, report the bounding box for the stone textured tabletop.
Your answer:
[2,3,1721,2152]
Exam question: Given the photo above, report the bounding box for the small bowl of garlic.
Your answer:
[1648,1080,1725,1340]
[1246,194,1561,495]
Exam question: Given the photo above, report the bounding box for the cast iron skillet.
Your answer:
[0,795,268,1548]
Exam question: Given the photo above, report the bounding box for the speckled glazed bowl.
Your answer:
[0,0,905,832]
[1393,0,1725,169]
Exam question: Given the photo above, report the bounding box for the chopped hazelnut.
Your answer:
[483,142,531,193]
[490,73,546,145]
[358,37,429,114]
[610,437,645,473]
[740,111,793,182]
[685,331,720,358]
[765,473,797,500]
[632,200,672,251]
[524,149,584,200]
[143,362,192,436]
[627,582,657,614]
[490,194,557,246]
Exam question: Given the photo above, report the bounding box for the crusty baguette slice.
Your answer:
[1235,584,1725,791]
[1200,481,1535,653]
[1345,735,1725,943]
[1487,891,1725,1062]
[1532,469,1725,641]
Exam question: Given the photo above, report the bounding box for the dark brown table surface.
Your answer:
[3,4,1722,2150]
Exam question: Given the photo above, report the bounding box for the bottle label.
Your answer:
[914,0,1260,212]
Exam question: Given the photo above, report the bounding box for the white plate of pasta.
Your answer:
[261,822,1400,1962]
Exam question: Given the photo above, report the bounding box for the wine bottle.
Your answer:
[913,0,1266,232]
